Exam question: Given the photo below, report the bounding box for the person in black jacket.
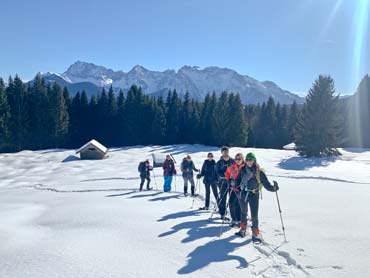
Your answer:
[197,152,218,210]
[138,159,153,191]
[234,152,279,243]
[216,146,234,220]
[181,155,199,196]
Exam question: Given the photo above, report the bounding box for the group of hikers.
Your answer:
[138,146,280,243]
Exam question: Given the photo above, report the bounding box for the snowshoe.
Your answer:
[252,235,262,244]
[220,215,230,222]
[146,187,153,191]
[235,229,247,238]
[229,221,240,228]
[199,206,209,211]
[252,231,262,244]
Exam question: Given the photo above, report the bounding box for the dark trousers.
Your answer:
[218,179,228,217]
[183,175,195,194]
[239,190,259,230]
[204,181,218,208]
[140,176,151,190]
[229,189,241,222]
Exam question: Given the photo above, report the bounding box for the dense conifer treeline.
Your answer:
[0,74,369,156]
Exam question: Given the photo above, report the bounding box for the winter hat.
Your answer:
[221,146,229,152]
[245,152,257,162]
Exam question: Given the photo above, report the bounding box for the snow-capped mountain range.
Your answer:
[39,61,303,104]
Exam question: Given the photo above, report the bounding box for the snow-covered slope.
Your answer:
[0,145,369,278]
[57,61,303,104]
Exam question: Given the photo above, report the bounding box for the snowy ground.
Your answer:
[0,145,369,278]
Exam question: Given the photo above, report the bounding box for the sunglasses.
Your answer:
[208,156,213,158]
[245,159,254,162]
[235,158,242,161]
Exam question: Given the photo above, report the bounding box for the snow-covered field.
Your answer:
[0,145,369,278]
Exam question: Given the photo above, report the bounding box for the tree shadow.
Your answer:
[105,190,137,197]
[342,148,370,153]
[129,192,162,199]
[62,155,80,163]
[149,194,183,202]
[278,156,339,171]
[80,177,139,182]
[158,210,208,222]
[178,235,250,274]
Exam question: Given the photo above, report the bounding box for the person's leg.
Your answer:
[239,191,249,230]
[249,193,260,232]
[189,175,195,195]
[210,182,219,204]
[167,175,173,191]
[139,177,145,191]
[205,182,211,208]
[146,177,151,189]
[218,180,228,217]
[229,190,237,222]
[163,176,169,192]
[235,190,242,222]
[183,176,188,194]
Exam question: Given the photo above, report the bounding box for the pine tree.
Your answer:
[151,104,167,144]
[6,75,29,151]
[200,93,217,145]
[0,78,10,150]
[227,93,248,146]
[255,97,277,148]
[212,92,230,146]
[295,75,341,157]
[346,75,370,147]
[165,90,181,144]
[276,103,289,148]
[288,101,299,142]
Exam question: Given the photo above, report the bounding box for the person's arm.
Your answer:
[260,171,278,192]
[200,162,206,177]
[192,162,199,172]
[216,160,223,178]
[225,165,231,181]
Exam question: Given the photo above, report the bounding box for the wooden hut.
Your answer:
[76,139,108,160]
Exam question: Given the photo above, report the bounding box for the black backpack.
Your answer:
[138,162,146,172]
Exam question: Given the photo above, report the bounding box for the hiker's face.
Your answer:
[222,150,229,158]
[246,159,254,167]
[207,155,213,161]
[235,157,243,165]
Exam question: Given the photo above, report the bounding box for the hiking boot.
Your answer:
[199,206,209,210]
[229,221,239,228]
[235,229,247,238]
[252,229,262,244]
[220,215,230,222]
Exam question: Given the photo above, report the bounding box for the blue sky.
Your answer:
[0,0,369,94]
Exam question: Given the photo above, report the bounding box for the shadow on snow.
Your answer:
[278,155,340,171]
[178,235,250,274]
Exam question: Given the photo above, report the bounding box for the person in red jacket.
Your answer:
[225,153,244,227]
[162,155,177,192]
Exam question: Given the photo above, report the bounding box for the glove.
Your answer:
[232,187,239,193]
[273,181,279,191]
[230,179,236,187]
[196,174,202,179]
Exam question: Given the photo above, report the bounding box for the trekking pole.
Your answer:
[275,190,287,242]
[219,192,232,237]
[152,169,158,191]
[175,175,177,192]
[208,179,228,221]
[191,178,200,209]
